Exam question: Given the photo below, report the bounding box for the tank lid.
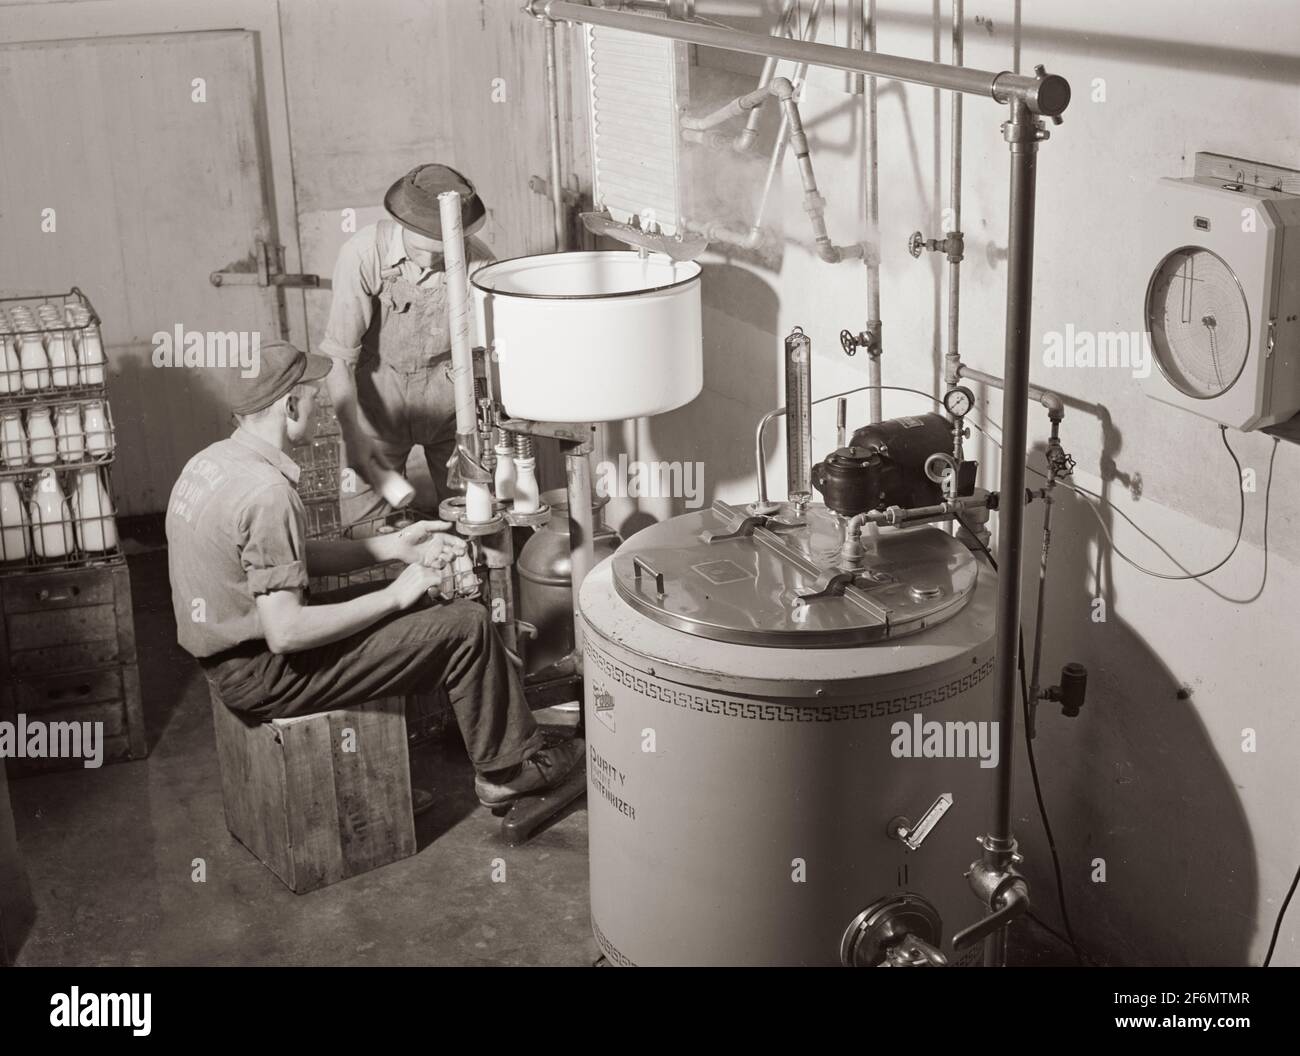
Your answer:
[611,501,978,647]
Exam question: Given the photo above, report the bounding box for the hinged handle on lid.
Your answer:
[632,555,665,597]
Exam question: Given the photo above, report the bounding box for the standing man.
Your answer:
[321,163,495,527]
[165,340,582,808]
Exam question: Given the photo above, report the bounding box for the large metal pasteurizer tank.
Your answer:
[575,322,1004,966]
[582,505,998,967]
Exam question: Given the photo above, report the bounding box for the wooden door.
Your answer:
[0,31,283,515]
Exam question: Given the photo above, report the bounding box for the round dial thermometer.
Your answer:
[1146,246,1251,399]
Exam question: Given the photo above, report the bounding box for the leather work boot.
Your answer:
[474,738,585,809]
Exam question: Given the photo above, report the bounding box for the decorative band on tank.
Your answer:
[586,644,994,723]
[591,917,637,967]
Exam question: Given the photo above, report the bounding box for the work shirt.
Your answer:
[165,428,308,658]
[318,218,494,371]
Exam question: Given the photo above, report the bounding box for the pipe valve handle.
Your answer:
[951,877,1029,952]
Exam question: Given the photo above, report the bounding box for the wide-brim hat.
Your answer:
[384,164,487,240]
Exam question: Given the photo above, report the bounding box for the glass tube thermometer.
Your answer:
[784,326,813,509]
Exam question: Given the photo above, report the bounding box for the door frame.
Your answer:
[0,0,308,350]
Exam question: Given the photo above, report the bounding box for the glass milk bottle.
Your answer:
[29,468,74,558]
[72,467,117,552]
[27,407,58,465]
[18,327,51,390]
[0,477,30,563]
[0,323,20,394]
[45,322,78,388]
[0,410,28,466]
[56,404,86,461]
[83,400,113,457]
[76,311,106,384]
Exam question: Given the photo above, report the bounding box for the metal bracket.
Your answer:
[210,239,320,289]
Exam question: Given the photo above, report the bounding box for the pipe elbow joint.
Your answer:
[768,76,795,100]
[1038,390,1065,419]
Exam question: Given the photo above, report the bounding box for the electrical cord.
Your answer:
[1048,426,1246,581]
[967,406,1257,584]
[1265,860,1300,967]
[954,512,1085,967]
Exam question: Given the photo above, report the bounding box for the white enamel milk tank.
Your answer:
[471,251,702,423]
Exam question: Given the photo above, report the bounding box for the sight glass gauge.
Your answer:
[1145,246,1250,399]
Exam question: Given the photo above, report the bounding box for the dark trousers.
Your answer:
[202,599,542,773]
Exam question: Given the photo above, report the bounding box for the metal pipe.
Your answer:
[983,99,1043,967]
[956,363,1064,417]
[543,17,568,251]
[533,1,1071,116]
[735,0,799,151]
[845,0,864,94]
[865,0,882,423]
[771,77,865,263]
[438,191,479,446]
[690,3,823,249]
[1026,492,1054,730]
[565,446,596,654]
[945,0,964,387]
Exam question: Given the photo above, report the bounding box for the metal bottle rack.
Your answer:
[0,287,122,576]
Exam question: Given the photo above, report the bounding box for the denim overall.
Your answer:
[343,221,461,527]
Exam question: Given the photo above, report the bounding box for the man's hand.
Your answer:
[385,562,445,610]
[388,519,468,568]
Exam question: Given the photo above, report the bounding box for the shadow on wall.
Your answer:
[1015,438,1256,967]
[604,262,782,541]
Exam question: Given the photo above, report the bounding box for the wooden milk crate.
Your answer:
[209,690,417,893]
[0,563,145,774]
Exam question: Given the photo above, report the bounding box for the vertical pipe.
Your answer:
[865,0,882,424]
[946,0,963,386]
[845,0,864,94]
[566,445,596,654]
[984,99,1040,967]
[438,192,478,445]
[1026,493,1053,734]
[544,17,568,252]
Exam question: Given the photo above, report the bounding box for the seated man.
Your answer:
[165,339,581,808]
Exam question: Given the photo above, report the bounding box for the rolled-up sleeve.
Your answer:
[318,230,381,366]
[238,484,308,596]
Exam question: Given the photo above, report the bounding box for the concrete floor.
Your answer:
[8,546,1075,967]
[10,548,598,967]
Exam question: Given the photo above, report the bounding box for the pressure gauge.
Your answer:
[1145,247,1250,399]
[943,386,975,418]
[1140,173,1300,431]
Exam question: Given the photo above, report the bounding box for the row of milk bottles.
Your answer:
[0,302,106,393]
[0,467,117,561]
[0,401,114,467]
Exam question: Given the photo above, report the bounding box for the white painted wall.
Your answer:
[646,0,1300,966]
